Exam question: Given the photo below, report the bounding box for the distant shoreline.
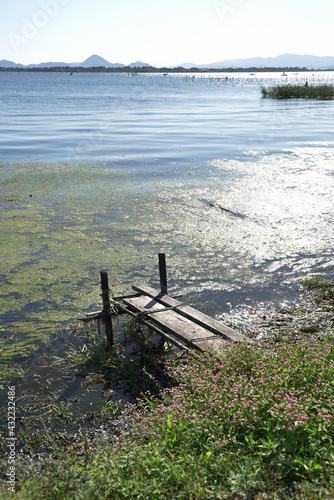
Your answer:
[1,66,333,74]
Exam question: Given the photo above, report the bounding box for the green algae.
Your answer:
[1,160,203,385]
[0,162,151,384]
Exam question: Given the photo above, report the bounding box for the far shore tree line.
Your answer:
[1,65,332,73]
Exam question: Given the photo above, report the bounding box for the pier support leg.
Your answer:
[100,271,113,347]
[158,253,168,295]
[158,253,168,349]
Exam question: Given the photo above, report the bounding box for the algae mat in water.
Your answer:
[0,162,164,384]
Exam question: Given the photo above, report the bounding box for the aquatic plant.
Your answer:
[261,84,334,99]
[303,275,334,307]
[303,275,333,290]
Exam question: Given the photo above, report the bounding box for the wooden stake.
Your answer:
[100,271,113,347]
[158,253,168,295]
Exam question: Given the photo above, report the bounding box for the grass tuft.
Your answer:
[303,275,334,306]
[261,84,334,99]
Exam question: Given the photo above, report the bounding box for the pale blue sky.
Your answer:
[1,0,333,66]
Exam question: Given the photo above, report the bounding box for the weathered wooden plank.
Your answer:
[122,294,228,354]
[190,336,229,353]
[115,301,190,352]
[111,293,141,301]
[132,284,243,342]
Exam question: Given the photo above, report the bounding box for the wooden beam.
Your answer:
[115,302,190,352]
[132,283,243,343]
[100,271,113,347]
[122,295,229,354]
[158,253,168,295]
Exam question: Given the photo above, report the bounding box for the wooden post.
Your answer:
[100,271,113,347]
[158,253,168,295]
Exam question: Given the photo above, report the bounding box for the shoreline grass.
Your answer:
[3,279,334,499]
[261,84,334,99]
[6,332,334,499]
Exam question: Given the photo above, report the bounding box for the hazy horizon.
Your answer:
[1,0,333,67]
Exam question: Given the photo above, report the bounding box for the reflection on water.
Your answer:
[0,71,334,375]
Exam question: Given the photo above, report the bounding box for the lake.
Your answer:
[0,70,334,373]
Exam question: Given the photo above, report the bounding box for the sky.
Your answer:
[1,0,333,66]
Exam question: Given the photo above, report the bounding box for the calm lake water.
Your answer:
[0,70,334,370]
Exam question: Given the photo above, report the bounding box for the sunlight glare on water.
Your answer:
[139,143,334,313]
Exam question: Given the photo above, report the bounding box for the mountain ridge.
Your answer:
[1,53,334,70]
[198,53,334,70]
[0,54,152,69]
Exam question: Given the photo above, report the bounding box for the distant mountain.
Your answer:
[197,53,334,70]
[174,62,200,69]
[1,53,334,70]
[129,61,152,68]
[0,59,24,68]
[80,54,125,68]
[0,54,152,69]
[80,56,151,68]
[25,61,71,68]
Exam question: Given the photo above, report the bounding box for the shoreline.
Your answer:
[1,278,333,492]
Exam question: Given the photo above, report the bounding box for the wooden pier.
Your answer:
[81,254,244,355]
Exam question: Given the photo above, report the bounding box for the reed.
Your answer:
[261,84,334,99]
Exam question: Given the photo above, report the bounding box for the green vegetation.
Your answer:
[53,319,170,397]
[303,275,333,290]
[1,155,334,497]
[303,275,334,307]
[1,278,334,498]
[0,161,167,385]
[4,327,334,499]
[261,84,334,99]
